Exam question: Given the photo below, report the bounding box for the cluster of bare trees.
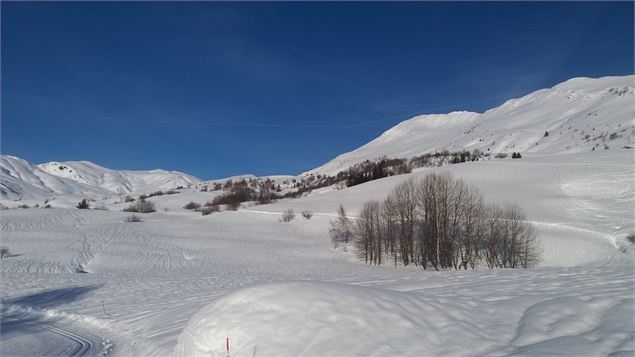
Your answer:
[352,172,541,270]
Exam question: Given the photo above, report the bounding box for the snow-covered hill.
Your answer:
[0,156,200,200]
[309,75,635,175]
[1,74,634,357]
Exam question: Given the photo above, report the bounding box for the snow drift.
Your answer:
[175,273,634,357]
[174,280,483,357]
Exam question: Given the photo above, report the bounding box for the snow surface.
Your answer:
[1,75,634,356]
[1,150,633,356]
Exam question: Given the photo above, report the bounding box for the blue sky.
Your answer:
[2,2,633,179]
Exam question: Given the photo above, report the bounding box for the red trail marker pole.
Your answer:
[226,337,230,357]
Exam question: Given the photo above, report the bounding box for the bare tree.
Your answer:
[381,197,399,266]
[503,205,541,268]
[354,201,382,265]
[329,205,353,248]
[392,179,418,266]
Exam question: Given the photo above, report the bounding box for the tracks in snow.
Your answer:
[2,312,96,356]
[36,322,93,355]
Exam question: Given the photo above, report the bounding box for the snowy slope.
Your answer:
[0,156,111,200]
[0,156,200,200]
[310,75,635,175]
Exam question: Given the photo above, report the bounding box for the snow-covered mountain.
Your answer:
[0,156,200,200]
[2,75,633,200]
[309,75,635,175]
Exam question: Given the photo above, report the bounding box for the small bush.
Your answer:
[0,247,9,259]
[280,209,295,223]
[183,201,201,210]
[124,196,135,203]
[301,210,313,220]
[226,201,240,211]
[626,234,635,244]
[44,204,52,209]
[124,199,156,213]
[77,199,90,209]
[201,205,219,216]
[495,153,508,159]
[126,214,142,222]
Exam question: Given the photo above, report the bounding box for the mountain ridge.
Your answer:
[307,74,634,175]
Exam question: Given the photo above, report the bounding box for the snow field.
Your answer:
[1,148,633,355]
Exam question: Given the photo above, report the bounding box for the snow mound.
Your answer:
[174,281,477,357]
[175,274,634,357]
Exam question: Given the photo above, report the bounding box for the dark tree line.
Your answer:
[350,172,541,269]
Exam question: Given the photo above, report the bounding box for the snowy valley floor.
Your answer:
[1,151,634,356]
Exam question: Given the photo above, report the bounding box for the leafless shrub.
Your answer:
[0,247,9,259]
[126,214,142,222]
[183,201,201,210]
[301,210,313,220]
[76,199,90,209]
[201,205,219,216]
[124,199,156,213]
[226,201,240,211]
[280,209,295,222]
